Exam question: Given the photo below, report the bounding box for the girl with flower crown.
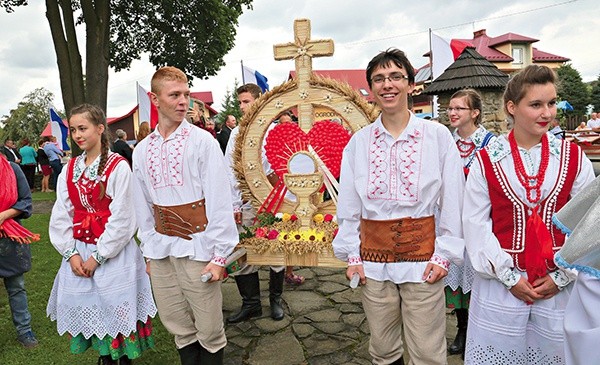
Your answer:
[46,104,157,365]
[444,88,496,357]
[462,65,595,364]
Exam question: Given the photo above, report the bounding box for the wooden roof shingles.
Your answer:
[423,47,508,95]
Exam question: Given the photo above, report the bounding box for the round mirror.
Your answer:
[288,152,317,174]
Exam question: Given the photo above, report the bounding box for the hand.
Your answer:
[346,265,366,286]
[201,262,225,282]
[69,254,89,277]
[422,262,447,284]
[509,276,544,303]
[531,275,560,299]
[145,260,151,276]
[234,212,242,225]
[82,256,99,277]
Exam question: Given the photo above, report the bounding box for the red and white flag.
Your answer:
[430,32,470,79]
[137,83,158,129]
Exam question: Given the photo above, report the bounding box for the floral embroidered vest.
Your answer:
[478,141,580,271]
[67,153,125,244]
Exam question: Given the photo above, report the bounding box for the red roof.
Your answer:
[455,29,569,63]
[532,47,570,62]
[190,91,214,105]
[488,32,538,46]
[107,105,137,125]
[289,69,373,102]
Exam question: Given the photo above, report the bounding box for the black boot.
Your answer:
[227,272,262,323]
[119,356,132,365]
[177,341,202,365]
[97,356,117,365]
[448,308,468,355]
[269,268,285,321]
[390,357,404,365]
[199,346,224,365]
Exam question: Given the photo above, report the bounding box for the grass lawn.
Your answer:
[0,201,181,364]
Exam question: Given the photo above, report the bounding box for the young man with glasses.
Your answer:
[333,48,465,365]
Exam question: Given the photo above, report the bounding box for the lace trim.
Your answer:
[555,254,600,280]
[551,214,571,235]
[48,290,157,340]
[429,255,449,271]
[549,269,572,290]
[92,250,107,265]
[211,256,227,266]
[63,247,79,261]
[348,256,363,266]
[498,267,521,289]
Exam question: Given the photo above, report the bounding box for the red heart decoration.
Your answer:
[264,120,351,179]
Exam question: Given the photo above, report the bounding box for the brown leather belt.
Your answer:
[153,199,208,240]
[360,216,435,263]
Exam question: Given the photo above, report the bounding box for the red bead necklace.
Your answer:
[508,132,550,204]
[456,140,476,158]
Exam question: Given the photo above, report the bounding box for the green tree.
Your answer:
[1,0,253,115]
[589,75,600,112]
[0,88,56,145]
[216,80,242,126]
[556,63,590,116]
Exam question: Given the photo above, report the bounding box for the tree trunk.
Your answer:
[81,0,110,112]
[45,0,85,114]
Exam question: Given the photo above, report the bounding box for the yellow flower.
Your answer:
[282,213,291,222]
[313,214,324,223]
[301,229,323,242]
[278,231,291,242]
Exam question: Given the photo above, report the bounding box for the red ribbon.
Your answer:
[524,206,554,284]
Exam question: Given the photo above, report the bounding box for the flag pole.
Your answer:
[428,28,435,118]
[241,60,246,84]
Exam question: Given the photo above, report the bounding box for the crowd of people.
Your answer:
[0,48,598,365]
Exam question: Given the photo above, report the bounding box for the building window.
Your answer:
[512,47,524,64]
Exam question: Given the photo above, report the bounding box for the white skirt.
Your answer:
[465,273,570,365]
[47,239,157,340]
[564,273,600,365]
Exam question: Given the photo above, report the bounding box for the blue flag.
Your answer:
[242,65,269,92]
[49,106,70,151]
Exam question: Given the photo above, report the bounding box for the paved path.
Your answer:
[222,267,463,365]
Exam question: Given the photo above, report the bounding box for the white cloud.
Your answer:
[0,0,598,119]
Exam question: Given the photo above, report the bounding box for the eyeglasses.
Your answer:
[446,107,471,113]
[371,73,409,84]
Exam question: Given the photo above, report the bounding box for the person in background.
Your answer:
[444,88,496,357]
[132,67,237,364]
[217,114,236,153]
[2,139,21,164]
[37,138,53,192]
[205,118,216,136]
[135,122,151,147]
[574,121,588,131]
[586,112,600,129]
[552,174,600,365]
[47,104,157,365]
[43,136,64,190]
[188,98,216,138]
[111,129,133,166]
[225,83,290,324]
[0,154,40,348]
[333,48,465,365]
[463,65,595,364]
[18,139,37,192]
[550,118,564,139]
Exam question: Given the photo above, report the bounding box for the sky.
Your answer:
[0,0,599,119]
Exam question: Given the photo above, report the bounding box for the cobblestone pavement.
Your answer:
[222,267,464,365]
